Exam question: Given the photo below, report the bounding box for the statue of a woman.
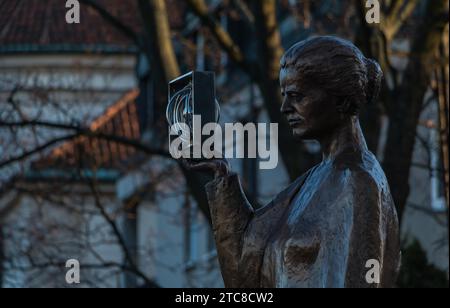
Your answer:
[186,36,400,288]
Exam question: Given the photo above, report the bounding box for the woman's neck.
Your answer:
[319,117,368,161]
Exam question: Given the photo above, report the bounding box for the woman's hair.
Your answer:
[280,36,382,115]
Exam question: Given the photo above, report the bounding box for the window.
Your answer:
[429,127,446,212]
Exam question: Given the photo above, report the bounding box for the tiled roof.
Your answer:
[0,0,185,53]
[31,89,142,171]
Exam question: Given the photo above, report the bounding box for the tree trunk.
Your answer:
[383,0,449,222]
[252,0,318,179]
[138,0,215,220]
[354,19,385,155]
[139,0,180,84]
[437,26,449,209]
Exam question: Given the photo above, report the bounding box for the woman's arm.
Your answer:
[183,159,254,287]
[205,172,254,287]
[344,171,385,288]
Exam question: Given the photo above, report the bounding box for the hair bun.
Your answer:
[364,58,383,105]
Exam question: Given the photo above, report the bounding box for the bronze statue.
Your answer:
[186,36,400,288]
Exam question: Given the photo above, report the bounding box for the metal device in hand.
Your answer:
[167,71,220,158]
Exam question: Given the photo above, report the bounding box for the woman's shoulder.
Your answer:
[329,150,395,214]
[332,149,388,188]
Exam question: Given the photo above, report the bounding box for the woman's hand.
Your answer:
[182,157,230,179]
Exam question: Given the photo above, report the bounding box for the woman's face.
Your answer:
[279,67,341,140]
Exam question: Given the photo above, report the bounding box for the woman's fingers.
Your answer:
[181,158,216,171]
[181,158,230,177]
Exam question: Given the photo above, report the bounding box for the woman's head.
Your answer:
[279,36,382,140]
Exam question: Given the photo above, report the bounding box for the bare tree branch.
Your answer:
[381,0,420,41]
[186,0,255,76]
[0,120,171,169]
[78,0,142,48]
[407,202,448,228]
[138,0,180,83]
[86,174,157,287]
[230,0,255,26]
[383,0,449,222]
[0,134,79,169]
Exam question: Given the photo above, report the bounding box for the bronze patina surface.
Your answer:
[186,36,400,288]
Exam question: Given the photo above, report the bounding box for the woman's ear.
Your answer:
[336,97,358,116]
[335,97,348,114]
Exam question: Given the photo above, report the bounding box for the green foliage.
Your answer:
[397,239,449,288]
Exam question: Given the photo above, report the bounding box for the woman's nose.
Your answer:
[280,97,291,114]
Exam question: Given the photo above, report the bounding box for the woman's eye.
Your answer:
[288,92,303,100]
